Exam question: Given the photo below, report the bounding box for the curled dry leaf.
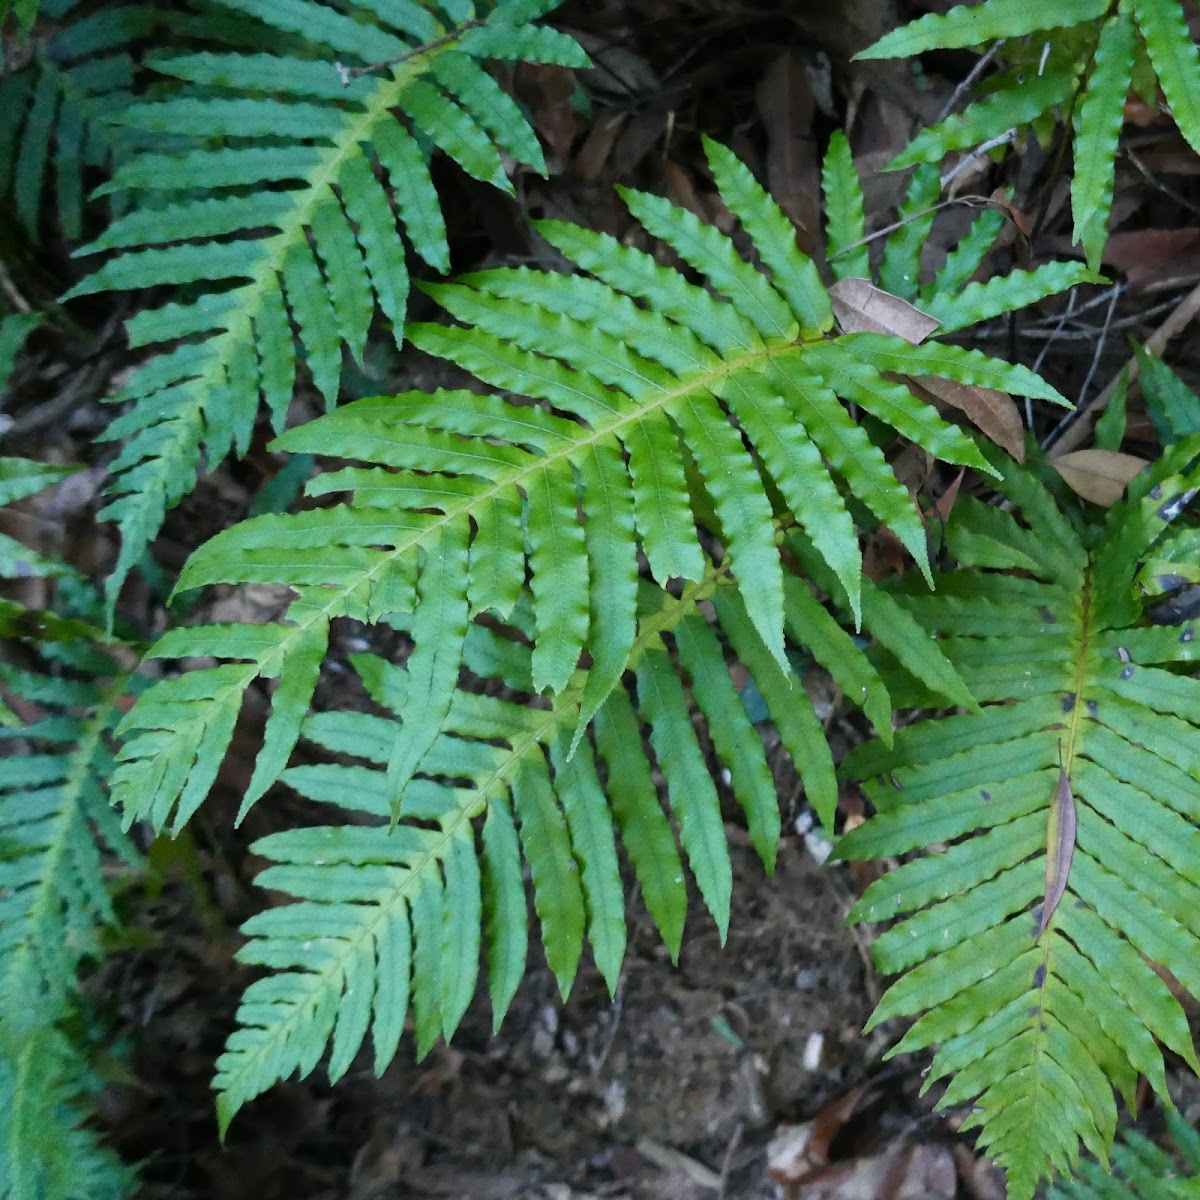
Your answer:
[1050,448,1149,506]
[829,277,941,342]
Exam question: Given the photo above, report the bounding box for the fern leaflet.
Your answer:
[1047,1109,1200,1199]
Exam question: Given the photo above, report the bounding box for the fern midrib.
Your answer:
[3,685,124,1186]
[1008,566,1095,1155]
[123,38,463,461]
[5,691,118,1010]
[193,333,814,729]
[220,555,736,1102]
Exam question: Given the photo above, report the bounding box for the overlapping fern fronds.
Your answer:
[0,457,140,1199]
[112,135,1089,849]
[858,0,1200,270]
[65,0,588,608]
[211,550,978,1127]
[838,437,1200,1198]
[1046,1109,1200,1199]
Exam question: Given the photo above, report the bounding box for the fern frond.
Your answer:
[0,659,140,1197]
[0,2,157,241]
[838,438,1200,1198]
[0,460,141,1197]
[0,1023,133,1200]
[112,138,1081,835]
[66,0,588,609]
[860,0,1200,271]
[211,540,970,1128]
[1046,1110,1200,1199]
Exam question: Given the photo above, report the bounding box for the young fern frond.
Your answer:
[0,460,140,1200]
[838,438,1200,1198]
[858,0,1200,270]
[111,137,1084,842]
[66,0,588,610]
[212,547,975,1130]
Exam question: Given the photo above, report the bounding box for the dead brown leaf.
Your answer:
[756,50,822,256]
[1100,227,1200,292]
[828,278,940,342]
[1050,448,1149,505]
[910,375,1026,460]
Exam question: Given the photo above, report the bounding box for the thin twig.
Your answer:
[1076,282,1122,409]
[1030,286,1078,426]
[335,19,486,84]
[1041,286,1121,447]
[941,129,1016,191]
[0,260,32,314]
[715,1121,744,1200]
[1047,277,1200,453]
[828,194,997,260]
[936,39,1005,123]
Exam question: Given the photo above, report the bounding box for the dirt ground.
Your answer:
[106,834,893,1200]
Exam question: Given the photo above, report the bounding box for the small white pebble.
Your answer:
[803,1031,824,1071]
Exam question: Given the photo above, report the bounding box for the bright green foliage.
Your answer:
[838,438,1200,1198]
[1046,1109,1200,1199]
[0,460,140,1199]
[65,0,588,610]
[108,137,1101,1130]
[110,137,1080,851]
[212,551,973,1129]
[859,0,1200,271]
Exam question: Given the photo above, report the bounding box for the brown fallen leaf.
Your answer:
[1038,746,1076,938]
[829,277,940,342]
[1050,448,1149,506]
[756,50,822,256]
[909,375,1026,461]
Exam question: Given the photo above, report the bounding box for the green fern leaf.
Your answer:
[1134,0,1200,158]
[839,439,1200,1198]
[822,131,870,280]
[0,488,140,1197]
[857,0,1108,58]
[0,3,153,241]
[1072,11,1137,271]
[1047,1110,1200,1198]
[862,0,1200,274]
[888,70,1075,170]
[66,0,587,611]
[922,261,1098,334]
[879,165,941,301]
